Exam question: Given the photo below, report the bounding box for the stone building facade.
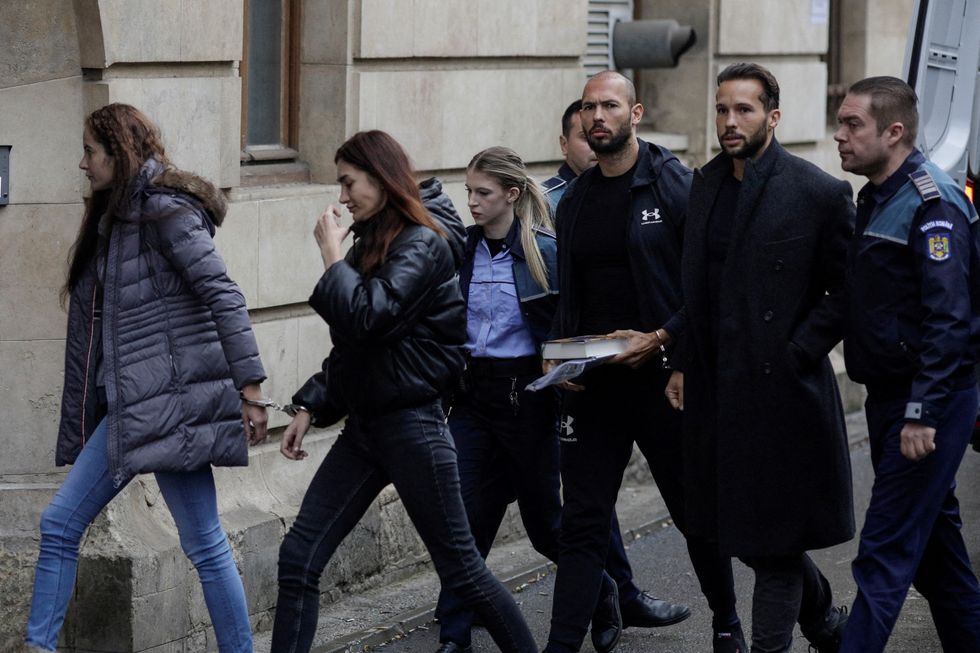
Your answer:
[0,0,910,649]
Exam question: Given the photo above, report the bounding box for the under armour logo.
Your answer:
[641,208,662,223]
[560,414,575,437]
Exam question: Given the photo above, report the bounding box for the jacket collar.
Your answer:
[865,149,925,205]
[575,137,670,191]
[699,137,785,182]
[465,217,526,261]
[556,162,577,184]
[630,138,669,188]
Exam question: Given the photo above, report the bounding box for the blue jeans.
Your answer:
[26,418,252,652]
[840,385,980,653]
[272,401,536,653]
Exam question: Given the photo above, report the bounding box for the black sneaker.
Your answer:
[803,605,848,653]
[713,624,747,653]
[435,643,472,653]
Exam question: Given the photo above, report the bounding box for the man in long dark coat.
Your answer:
[666,62,856,653]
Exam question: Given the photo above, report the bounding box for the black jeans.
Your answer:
[272,401,537,653]
[738,554,832,653]
[547,365,738,651]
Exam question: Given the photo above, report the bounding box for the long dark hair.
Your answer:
[61,103,170,305]
[334,130,445,275]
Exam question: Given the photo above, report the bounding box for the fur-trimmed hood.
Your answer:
[150,167,228,227]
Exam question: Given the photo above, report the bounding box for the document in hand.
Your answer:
[540,335,629,360]
[525,355,615,392]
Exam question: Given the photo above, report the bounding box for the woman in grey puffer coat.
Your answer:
[15,104,267,653]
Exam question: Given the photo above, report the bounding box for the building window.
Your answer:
[241,0,306,182]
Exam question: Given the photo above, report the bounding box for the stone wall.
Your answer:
[0,0,907,649]
[0,0,586,649]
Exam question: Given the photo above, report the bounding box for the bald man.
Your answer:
[542,72,742,653]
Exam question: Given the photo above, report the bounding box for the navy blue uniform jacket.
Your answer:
[845,150,980,427]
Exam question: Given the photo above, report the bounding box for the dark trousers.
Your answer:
[738,554,832,653]
[272,401,536,653]
[840,385,980,653]
[547,365,738,651]
[437,370,637,647]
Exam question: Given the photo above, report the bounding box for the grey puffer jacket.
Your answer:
[57,158,266,485]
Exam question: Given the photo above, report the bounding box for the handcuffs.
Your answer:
[239,391,310,417]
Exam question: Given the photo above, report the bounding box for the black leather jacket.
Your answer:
[293,218,466,426]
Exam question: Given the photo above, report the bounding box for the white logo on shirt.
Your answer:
[641,208,662,224]
[559,415,576,442]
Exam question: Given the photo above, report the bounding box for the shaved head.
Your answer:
[585,71,637,107]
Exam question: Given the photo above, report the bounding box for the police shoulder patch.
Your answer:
[927,231,951,261]
[909,169,942,201]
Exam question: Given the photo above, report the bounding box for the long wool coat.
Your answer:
[678,140,856,556]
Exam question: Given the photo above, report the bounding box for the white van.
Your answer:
[903,0,980,438]
[904,0,979,204]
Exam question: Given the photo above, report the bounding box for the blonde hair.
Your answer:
[467,147,553,291]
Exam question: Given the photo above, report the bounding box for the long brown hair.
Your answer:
[334,130,445,275]
[61,104,170,305]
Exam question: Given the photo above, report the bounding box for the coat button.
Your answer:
[763,362,772,375]
[763,310,774,322]
[774,259,784,271]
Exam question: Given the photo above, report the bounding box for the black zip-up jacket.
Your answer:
[551,138,692,341]
[293,184,467,427]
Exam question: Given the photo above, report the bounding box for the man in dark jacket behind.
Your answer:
[542,71,739,653]
[667,62,855,653]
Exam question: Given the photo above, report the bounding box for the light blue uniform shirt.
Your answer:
[464,239,538,358]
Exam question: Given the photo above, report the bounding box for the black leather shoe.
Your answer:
[802,605,848,653]
[620,591,691,628]
[435,642,472,653]
[590,574,622,653]
[713,624,747,653]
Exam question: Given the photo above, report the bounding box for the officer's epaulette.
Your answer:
[541,178,567,194]
[909,168,942,202]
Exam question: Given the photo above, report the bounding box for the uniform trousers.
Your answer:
[436,368,626,647]
[840,384,980,653]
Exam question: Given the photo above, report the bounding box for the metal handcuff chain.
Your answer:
[239,392,309,417]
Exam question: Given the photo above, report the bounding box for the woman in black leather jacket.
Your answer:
[271,130,537,653]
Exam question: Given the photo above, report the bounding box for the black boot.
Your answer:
[802,605,848,653]
[434,643,473,653]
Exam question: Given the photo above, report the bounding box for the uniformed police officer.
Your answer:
[836,75,980,652]
[541,100,597,214]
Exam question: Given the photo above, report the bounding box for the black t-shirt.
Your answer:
[571,161,642,334]
[484,236,506,258]
[707,173,741,346]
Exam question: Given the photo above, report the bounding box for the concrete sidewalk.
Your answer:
[253,411,870,653]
